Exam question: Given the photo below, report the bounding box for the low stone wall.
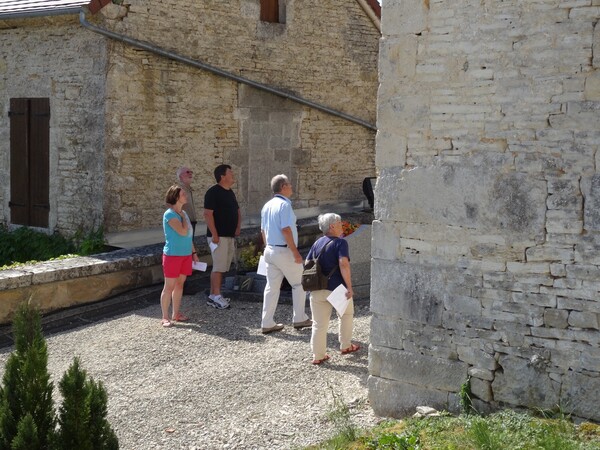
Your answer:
[0,244,165,324]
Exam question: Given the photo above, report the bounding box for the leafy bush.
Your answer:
[73,227,107,256]
[0,225,107,269]
[239,243,262,272]
[0,225,75,267]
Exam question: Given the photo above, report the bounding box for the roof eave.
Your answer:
[0,6,84,21]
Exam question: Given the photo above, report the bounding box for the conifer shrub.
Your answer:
[0,303,55,449]
[0,303,119,450]
[56,358,118,450]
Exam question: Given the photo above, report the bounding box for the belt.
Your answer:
[269,244,287,247]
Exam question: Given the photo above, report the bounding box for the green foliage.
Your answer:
[307,409,600,450]
[0,303,118,450]
[0,304,55,450]
[327,385,357,441]
[0,225,75,267]
[10,414,40,450]
[239,243,262,272]
[72,227,107,257]
[534,403,573,421]
[459,376,475,416]
[56,358,118,450]
[367,430,420,449]
[317,384,359,449]
[468,417,502,450]
[0,225,107,269]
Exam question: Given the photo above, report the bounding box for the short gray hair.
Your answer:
[271,174,289,194]
[176,166,188,180]
[318,213,341,233]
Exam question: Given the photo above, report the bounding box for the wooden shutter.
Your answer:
[9,98,29,226]
[29,98,50,228]
[260,0,279,23]
[9,98,50,228]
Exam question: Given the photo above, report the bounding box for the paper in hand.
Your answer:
[209,241,218,253]
[257,255,267,276]
[326,284,349,316]
[192,261,207,271]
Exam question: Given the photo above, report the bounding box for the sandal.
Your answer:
[161,319,172,328]
[172,314,189,322]
[341,343,360,354]
[312,355,330,365]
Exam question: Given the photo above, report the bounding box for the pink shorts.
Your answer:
[162,254,192,278]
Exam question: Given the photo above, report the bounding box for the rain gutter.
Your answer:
[0,8,82,20]
[79,10,377,132]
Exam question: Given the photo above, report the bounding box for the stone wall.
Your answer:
[0,16,107,235]
[0,1,378,237]
[371,0,600,422]
[101,0,379,232]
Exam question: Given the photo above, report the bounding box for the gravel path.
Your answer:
[0,292,380,449]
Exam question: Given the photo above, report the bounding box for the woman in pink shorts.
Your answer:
[160,185,199,327]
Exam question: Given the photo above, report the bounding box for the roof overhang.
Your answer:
[0,0,91,20]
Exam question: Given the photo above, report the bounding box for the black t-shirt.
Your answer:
[203,185,239,237]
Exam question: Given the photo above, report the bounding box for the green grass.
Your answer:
[307,409,600,450]
[0,225,107,269]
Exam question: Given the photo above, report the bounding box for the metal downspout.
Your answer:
[79,11,376,132]
[355,0,381,34]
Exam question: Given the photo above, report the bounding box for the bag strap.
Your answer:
[315,237,339,279]
[315,237,335,259]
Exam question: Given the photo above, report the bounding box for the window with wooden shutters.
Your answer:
[260,0,285,23]
[9,98,50,228]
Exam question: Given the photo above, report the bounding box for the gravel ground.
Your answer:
[0,292,380,449]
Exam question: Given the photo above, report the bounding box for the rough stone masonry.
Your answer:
[370,0,600,422]
[0,1,379,236]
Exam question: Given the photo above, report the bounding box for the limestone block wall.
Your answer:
[371,0,600,422]
[0,16,107,235]
[100,0,379,232]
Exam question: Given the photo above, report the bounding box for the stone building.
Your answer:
[0,0,380,243]
[371,0,600,422]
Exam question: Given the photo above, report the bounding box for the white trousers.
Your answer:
[309,289,354,360]
[261,246,309,328]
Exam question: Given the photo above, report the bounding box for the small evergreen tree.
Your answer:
[87,379,119,450]
[0,303,119,450]
[0,303,55,450]
[56,358,118,450]
[10,414,40,450]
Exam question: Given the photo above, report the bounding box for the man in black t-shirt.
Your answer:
[203,164,241,309]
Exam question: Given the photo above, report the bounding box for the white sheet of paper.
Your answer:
[257,255,267,276]
[209,241,218,253]
[192,261,207,271]
[327,284,349,316]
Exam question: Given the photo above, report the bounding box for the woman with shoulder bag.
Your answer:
[305,213,360,365]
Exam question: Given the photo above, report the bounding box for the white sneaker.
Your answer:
[217,295,230,305]
[208,294,230,309]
